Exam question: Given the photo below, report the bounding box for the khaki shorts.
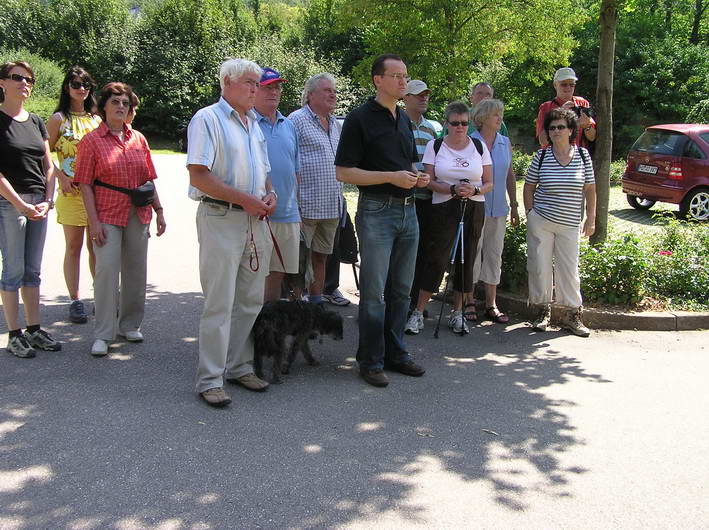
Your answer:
[268,222,300,274]
[301,217,339,255]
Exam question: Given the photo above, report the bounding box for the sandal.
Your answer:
[463,303,477,322]
[486,307,509,324]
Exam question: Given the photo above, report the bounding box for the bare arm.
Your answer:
[46,113,75,195]
[523,182,536,214]
[336,166,418,189]
[151,188,166,237]
[188,164,268,217]
[80,183,107,246]
[0,174,41,218]
[582,183,596,237]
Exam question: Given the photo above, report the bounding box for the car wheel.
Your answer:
[679,188,709,221]
[626,194,656,210]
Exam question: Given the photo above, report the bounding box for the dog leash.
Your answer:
[265,217,287,272]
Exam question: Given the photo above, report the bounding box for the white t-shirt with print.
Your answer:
[422,137,492,204]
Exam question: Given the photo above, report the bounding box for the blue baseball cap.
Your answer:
[260,67,287,86]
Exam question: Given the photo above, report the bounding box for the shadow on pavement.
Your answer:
[1,289,610,528]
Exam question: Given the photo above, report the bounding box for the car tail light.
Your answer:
[668,164,683,180]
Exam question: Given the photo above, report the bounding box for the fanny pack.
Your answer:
[95,180,155,207]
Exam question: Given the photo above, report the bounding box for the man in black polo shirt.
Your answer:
[335,54,430,387]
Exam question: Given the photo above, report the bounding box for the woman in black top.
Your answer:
[0,61,61,358]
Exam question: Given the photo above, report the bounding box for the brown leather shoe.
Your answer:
[200,387,231,408]
[227,373,269,392]
[360,369,389,387]
[384,359,426,377]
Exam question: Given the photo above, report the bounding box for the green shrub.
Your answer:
[686,99,709,123]
[499,221,528,292]
[0,47,64,100]
[512,150,533,177]
[609,159,626,185]
[645,218,709,307]
[579,234,648,305]
[24,96,57,122]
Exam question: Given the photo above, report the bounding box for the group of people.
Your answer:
[0,56,597,408]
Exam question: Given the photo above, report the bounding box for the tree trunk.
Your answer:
[689,0,706,44]
[591,0,618,245]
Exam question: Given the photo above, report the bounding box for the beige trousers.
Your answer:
[472,215,506,286]
[195,202,272,393]
[93,209,149,340]
[526,209,583,309]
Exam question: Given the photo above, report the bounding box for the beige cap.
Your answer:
[554,67,578,83]
[406,80,430,95]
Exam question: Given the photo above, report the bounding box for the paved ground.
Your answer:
[1,155,708,529]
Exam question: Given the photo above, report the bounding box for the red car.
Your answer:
[622,124,709,221]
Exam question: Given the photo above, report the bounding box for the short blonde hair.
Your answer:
[472,98,504,129]
[219,58,262,91]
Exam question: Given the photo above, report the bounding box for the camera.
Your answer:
[570,106,595,119]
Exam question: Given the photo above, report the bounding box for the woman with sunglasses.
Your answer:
[524,107,596,337]
[0,61,61,358]
[46,67,102,324]
[74,82,166,357]
[406,101,493,336]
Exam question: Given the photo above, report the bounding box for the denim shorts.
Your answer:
[0,193,48,291]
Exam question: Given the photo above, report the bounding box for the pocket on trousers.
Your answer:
[203,203,228,217]
[359,198,388,214]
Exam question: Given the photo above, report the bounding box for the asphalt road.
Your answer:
[1,155,708,529]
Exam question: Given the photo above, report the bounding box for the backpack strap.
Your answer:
[433,137,444,156]
[434,136,483,156]
[536,147,548,171]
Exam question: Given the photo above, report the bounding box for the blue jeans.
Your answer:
[355,195,418,371]
[0,194,47,291]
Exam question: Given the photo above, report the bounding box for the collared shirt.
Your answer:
[471,130,512,217]
[335,97,418,198]
[186,97,270,201]
[536,96,595,149]
[74,122,157,226]
[410,114,436,200]
[288,104,342,219]
[254,109,300,223]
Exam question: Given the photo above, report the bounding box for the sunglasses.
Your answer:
[548,124,568,131]
[69,80,92,90]
[449,121,469,127]
[109,98,131,107]
[559,82,576,88]
[7,73,35,85]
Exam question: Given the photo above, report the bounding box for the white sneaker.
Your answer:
[123,330,144,342]
[405,310,424,335]
[91,339,108,356]
[448,310,469,335]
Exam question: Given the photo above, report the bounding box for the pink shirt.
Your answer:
[422,138,492,204]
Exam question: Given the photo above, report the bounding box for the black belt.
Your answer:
[361,193,415,205]
[201,197,243,210]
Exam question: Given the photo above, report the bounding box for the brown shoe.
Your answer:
[559,308,591,337]
[200,387,231,408]
[360,369,389,387]
[227,373,269,392]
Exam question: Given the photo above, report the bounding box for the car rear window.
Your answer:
[631,130,687,156]
[700,132,709,145]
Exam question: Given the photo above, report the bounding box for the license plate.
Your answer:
[637,164,658,175]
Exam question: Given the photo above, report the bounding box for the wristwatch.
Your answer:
[266,190,278,200]
[473,186,480,196]
[46,199,55,210]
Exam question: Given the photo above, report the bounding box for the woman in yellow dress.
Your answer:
[46,67,101,323]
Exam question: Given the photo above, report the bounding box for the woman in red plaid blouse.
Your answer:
[74,82,166,357]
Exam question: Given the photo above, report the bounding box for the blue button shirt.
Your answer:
[471,130,512,217]
[255,110,300,223]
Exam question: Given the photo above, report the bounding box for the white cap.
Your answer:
[554,67,578,83]
[406,80,430,95]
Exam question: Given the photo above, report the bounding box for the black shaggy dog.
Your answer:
[253,300,344,383]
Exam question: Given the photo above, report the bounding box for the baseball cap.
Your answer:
[406,80,430,95]
[260,67,287,86]
[554,67,578,83]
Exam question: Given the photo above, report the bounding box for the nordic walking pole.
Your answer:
[433,219,464,338]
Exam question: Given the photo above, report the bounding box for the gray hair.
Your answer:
[472,98,504,129]
[444,100,470,123]
[301,72,336,106]
[219,58,262,91]
[469,82,493,98]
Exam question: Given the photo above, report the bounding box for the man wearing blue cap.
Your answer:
[254,68,302,301]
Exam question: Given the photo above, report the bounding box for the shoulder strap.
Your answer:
[536,148,547,171]
[470,136,483,156]
[434,136,483,156]
[579,146,589,168]
[433,137,444,156]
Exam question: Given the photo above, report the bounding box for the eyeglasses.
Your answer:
[449,121,469,127]
[380,73,411,82]
[7,73,35,85]
[548,124,568,131]
[559,82,576,88]
[109,98,131,107]
[69,80,92,90]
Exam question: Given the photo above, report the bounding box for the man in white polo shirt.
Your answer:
[187,58,276,408]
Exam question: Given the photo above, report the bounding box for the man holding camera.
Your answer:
[536,67,596,149]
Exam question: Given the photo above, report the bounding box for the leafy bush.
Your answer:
[686,99,709,123]
[609,159,626,185]
[499,221,528,292]
[579,234,648,305]
[0,48,64,100]
[512,150,534,177]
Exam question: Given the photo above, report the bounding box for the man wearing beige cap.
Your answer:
[536,67,596,149]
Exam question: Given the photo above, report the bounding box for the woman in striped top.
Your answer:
[523,107,596,337]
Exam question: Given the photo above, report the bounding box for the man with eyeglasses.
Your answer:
[536,67,596,149]
[336,54,430,388]
[186,58,277,408]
